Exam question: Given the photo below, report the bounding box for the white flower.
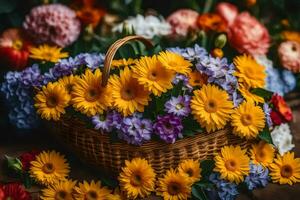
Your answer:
[254,55,273,69]
[112,14,171,39]
[271,123,295,155]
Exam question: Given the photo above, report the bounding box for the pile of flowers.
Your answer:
[3,143,300,200]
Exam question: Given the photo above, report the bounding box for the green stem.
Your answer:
[202,0,214,14]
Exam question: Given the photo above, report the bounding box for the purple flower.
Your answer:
[208,173,239,200]
[107,111,123,130]
[118,115,152,145]
[245,163,269,190]
[263,103,273,128]
[172,74,193,92]
[168,44,208,61]
[153,114,183,143]
[92,114,111,132]
[165,95,191,117]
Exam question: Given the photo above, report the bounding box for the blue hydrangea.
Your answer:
[265,67,285,95]
[1,65,41,129]
[244,163,269,190]
[281,70,296,94]
[208,173,239,200]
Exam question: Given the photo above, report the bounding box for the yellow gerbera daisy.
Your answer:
[282,31,300,44]
[74,180,111,200]
[188,71,207,87]
[158,51,192,75]
[58,75,78,94]
[132,55,175,96]
[190,84,233,133]
[157,169,192,200]
[40,180,76,200]
[118,158,156,199]
[231,101,265,139]
[250,141,275,168]
[111,58,137,69]
[178,159,201,183]
[30,151,70,186]
[29,44,69,63]
[109,67,150,116]
[71,69,111,117]
[214,145,250,184]
[269,152,300,185]
[234,55,266,88]
[34,82,70,121]
[238,84,265,104]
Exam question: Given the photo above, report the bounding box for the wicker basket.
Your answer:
[52,36,249,176]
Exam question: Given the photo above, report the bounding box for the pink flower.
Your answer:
[278,41,300,73]
[215,2,238,26]
[167,9,199,37]
[23,3,81,47]
[228,12,270,55]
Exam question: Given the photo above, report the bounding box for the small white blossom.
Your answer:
[271,123,295,155]
[112,14,171,39]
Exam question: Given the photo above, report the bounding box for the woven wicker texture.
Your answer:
[53,36,249,176]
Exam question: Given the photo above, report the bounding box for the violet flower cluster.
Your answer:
[0,65,42,129]
[244,163,269,190]
[208,173,239,200]
[165,95,191,117]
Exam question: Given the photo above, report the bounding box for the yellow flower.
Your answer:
[158,51,192,75]
[109,67,150,116]
[29,44,69,63]
[250,141,275,168]
[269,152,300,185]
[214,145,250,184]
[157,169,192,200]
[71,69,111,117]
[30,151,70,186]
[118,158,156,199]
[40,180,76,200]
[231,101,265,139]
[132,55,175,96]
[234,55,266,88]
[191,84,233,133]
[58,75,78,94]
[239,83,265,104]
[34,82,70,121]
[178,159,201,183]
[282,31,300,44]
[74,180,111,200]
[111,58,137,69]
[188,71,207,87]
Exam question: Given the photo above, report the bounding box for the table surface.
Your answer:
[1,107,300,200]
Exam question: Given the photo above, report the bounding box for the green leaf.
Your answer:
[183,129,195,136]
[194,179,214,189]
[200,160,215,178]
[192,186,209,200]
[258,127,273,144]
[5,155,23,172]
[0,0,18,14]
[182,117,204,136]
[251,88,273,100]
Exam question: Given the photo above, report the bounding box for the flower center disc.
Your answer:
[245,67,256,79]
[175,103,183,110]
[55,190,69,200]
[121,88,136,100]
[186,168,194,177]
[42,163,55,174]
[12,39,23,50]
[167,182,181,195]
[130,174,142,186]
[205,99,218,113]
[281,165,293,178]
[86,190,98,200]
[225,159,237,171]
[256,150,266,161]
[241,114,252,126]
[148,71,158,80]
[46,95,58,108]
[85,88,100,102]
[65,84,74,93]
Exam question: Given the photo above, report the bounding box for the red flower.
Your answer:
[19,150,40,171]
[0,187,4,200]
[0,28,31,70]
[270,110,284,126]
[0,183,31,200]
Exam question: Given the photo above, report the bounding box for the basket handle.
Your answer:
[101,35,154,86]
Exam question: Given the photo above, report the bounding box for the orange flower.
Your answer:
[188,71,208,87]
[197,13,227,32]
